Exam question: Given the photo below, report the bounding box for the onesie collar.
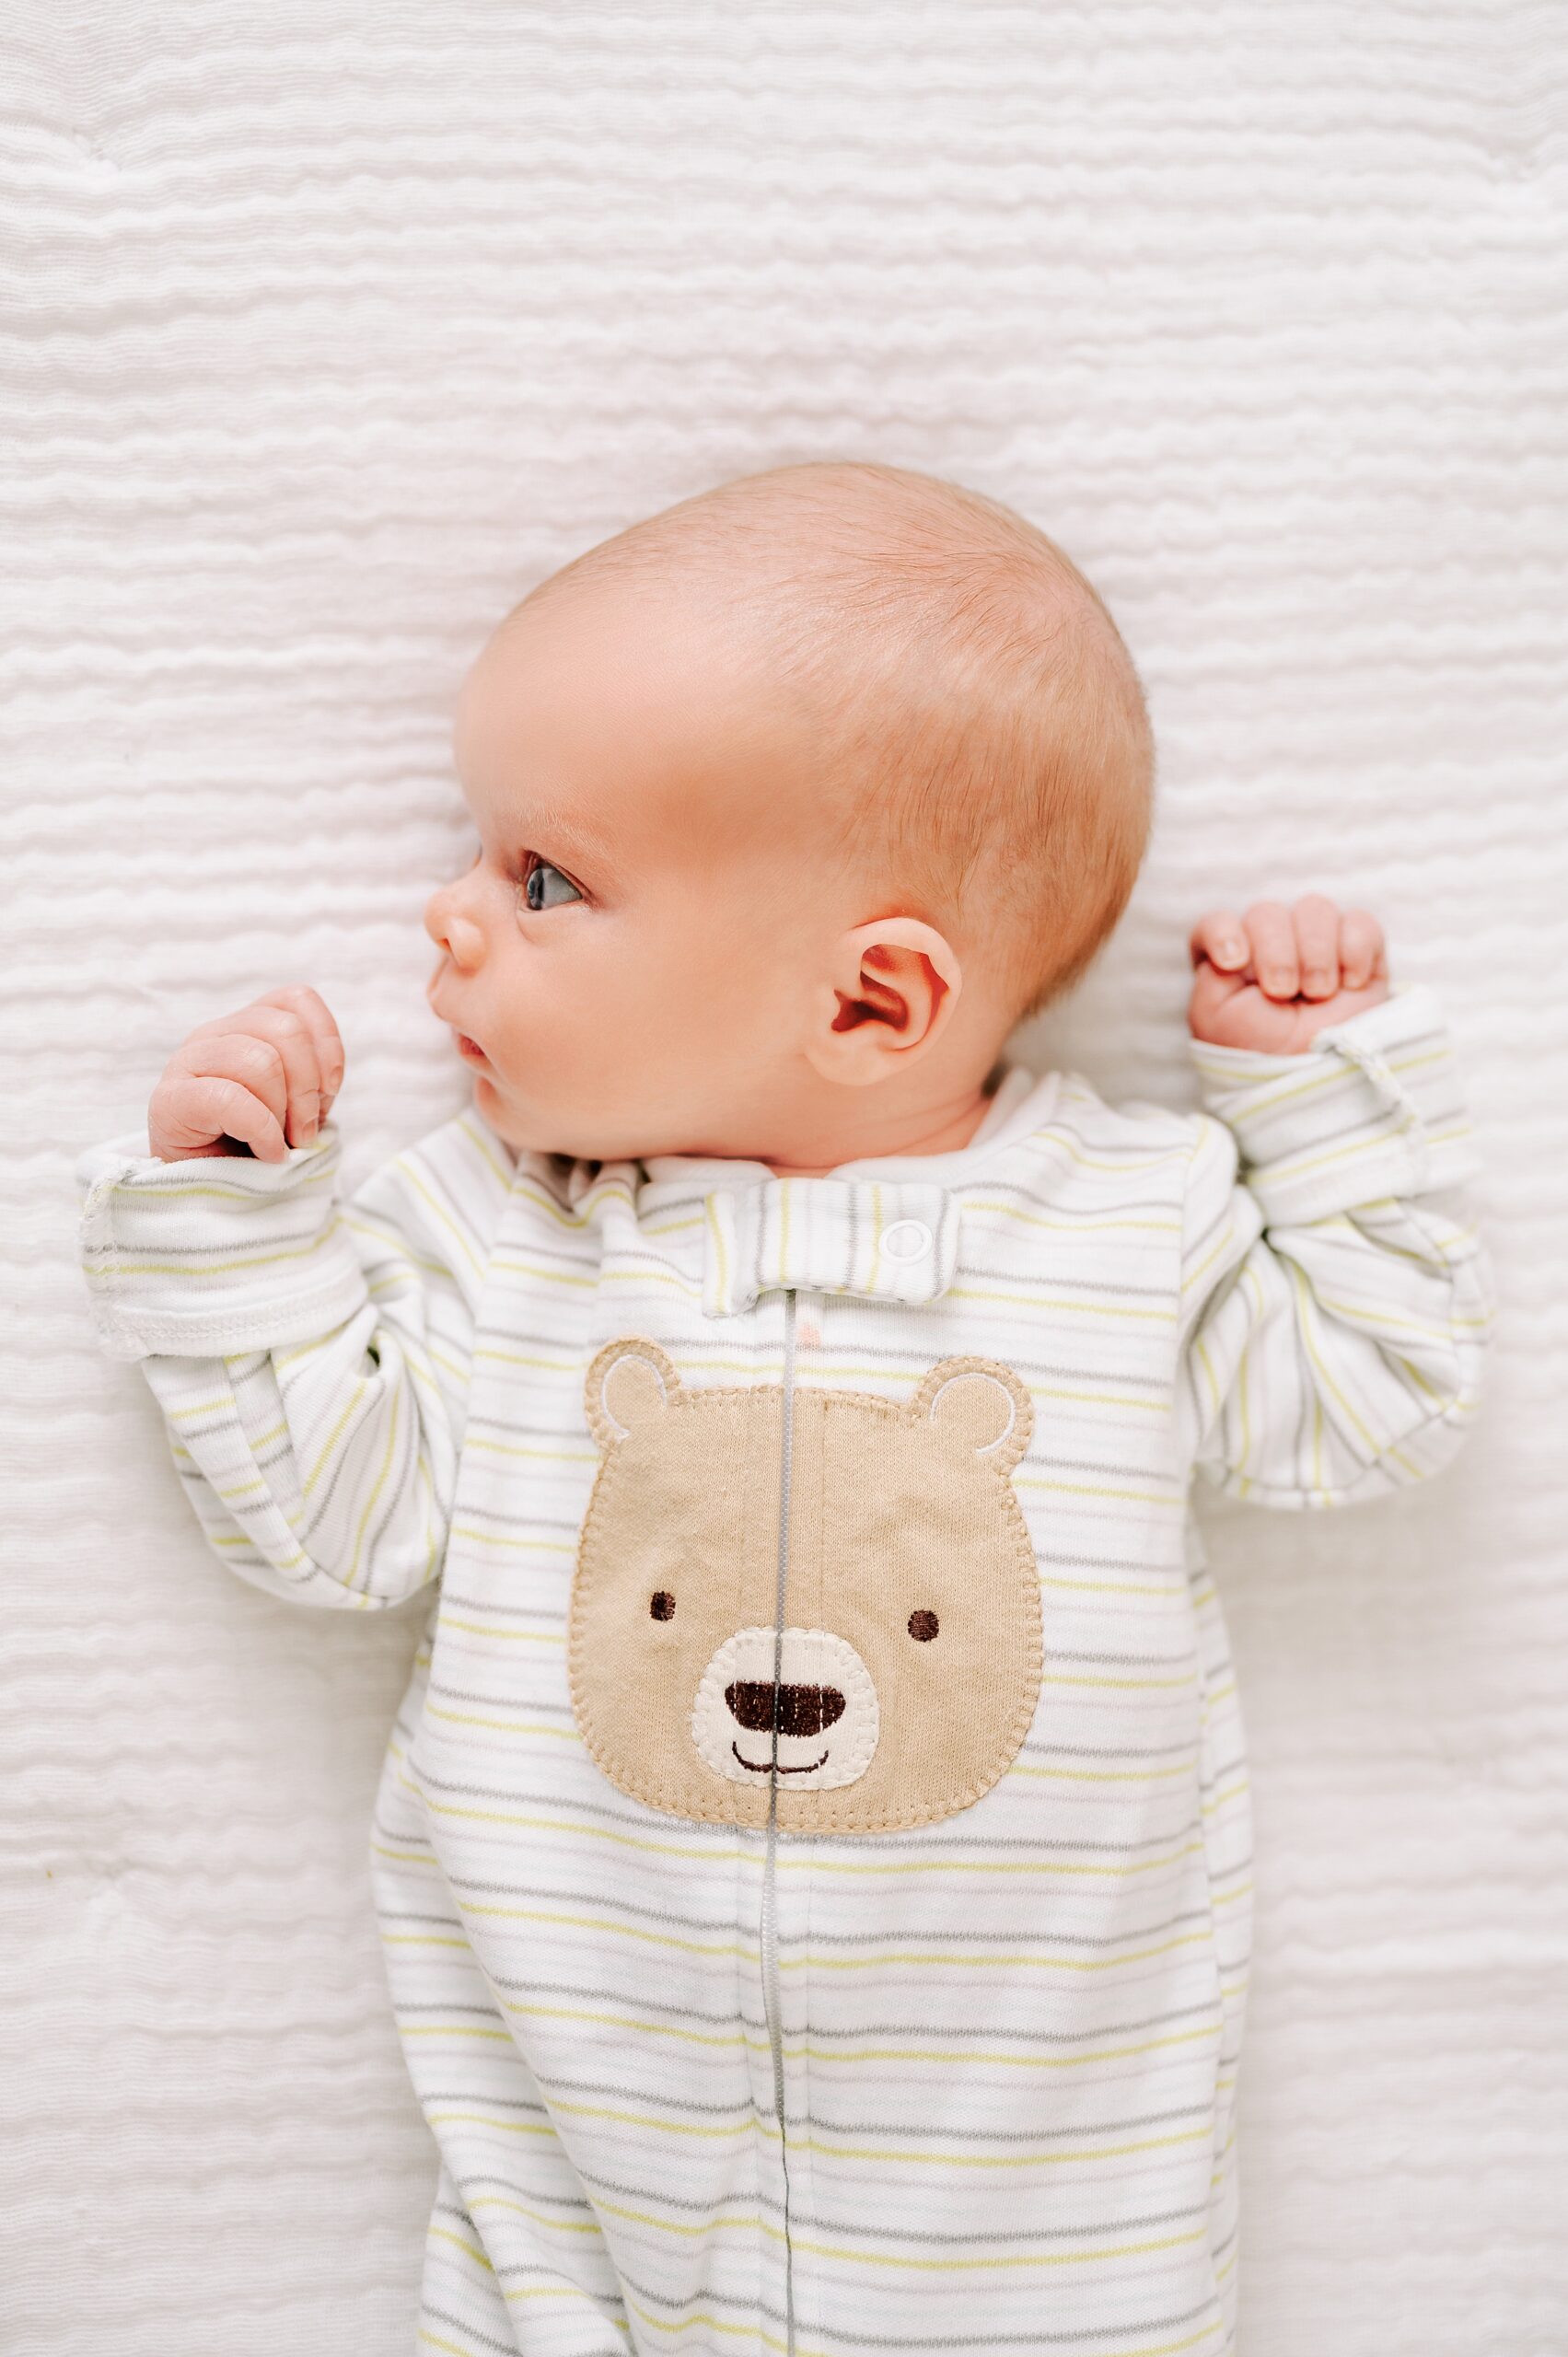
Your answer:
[633,1062,1061,1319]
[700,1175,963,1318]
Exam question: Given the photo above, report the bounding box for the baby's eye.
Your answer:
[520,856,583,911]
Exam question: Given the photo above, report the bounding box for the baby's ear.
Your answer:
[907,1355,1033,1475]
[584,1337,681,1446]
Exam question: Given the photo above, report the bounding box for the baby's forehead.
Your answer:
[461,572,847,860]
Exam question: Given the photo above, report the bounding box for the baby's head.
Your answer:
[424,461,1153,1169]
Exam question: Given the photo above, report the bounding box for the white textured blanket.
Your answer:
[5,4,1563,2351]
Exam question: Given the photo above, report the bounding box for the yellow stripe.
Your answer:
[772,2207,1212,2274]
[625,2297,1221,2357]
[393,1155,485,1272]
[970,1202,1183,1237]
[1259,1113,1472,1192]
[1013,1473,1184,1507]
[351,1221,448,1281]
[758,2120,1215,2170]
[465,2192,609,2237]
[90,1160,337,1203]
[454,1109,515,1191]
[424,2223,492,2268]
[436,1615,564,1638]
[301,1376,368,1496]
[704,1194,730,1309]
[948,1285,1176,1320]
[423,1703,583,1738]
[346,1380,404,1591]
[96,1232,340,1282]
[459,1435,598,1465]
[1182,1202,1244,1302]
[425,1889,1215,1975]
[489,1258,599,1289]
[401,1772,1197,1886]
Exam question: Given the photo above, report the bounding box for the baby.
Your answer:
[75,461,1493,2357]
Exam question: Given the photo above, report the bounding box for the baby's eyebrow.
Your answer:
[507,801,621,877]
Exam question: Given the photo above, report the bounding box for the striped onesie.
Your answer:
[74,978,1493,2357]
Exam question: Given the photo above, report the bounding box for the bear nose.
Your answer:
[725,1680,846,1738]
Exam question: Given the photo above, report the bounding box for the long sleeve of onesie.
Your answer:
[1175,979,1496,1507]
[73,1107,517,1610]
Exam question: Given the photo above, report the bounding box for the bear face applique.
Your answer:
[569,1338,1043,1833]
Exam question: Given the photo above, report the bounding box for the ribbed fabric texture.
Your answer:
[72,981,1493,2355]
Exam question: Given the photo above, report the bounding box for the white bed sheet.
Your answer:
[5,3,1565,2348]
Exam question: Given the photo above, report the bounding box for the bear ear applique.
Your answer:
[583,1336,682,1447]
[906,1355,1033,1475]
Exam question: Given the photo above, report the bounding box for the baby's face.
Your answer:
[424,576,871,1164]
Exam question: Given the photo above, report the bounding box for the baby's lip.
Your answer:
[430,994,488,1061]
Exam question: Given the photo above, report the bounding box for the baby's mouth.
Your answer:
[732,1743,830,1777]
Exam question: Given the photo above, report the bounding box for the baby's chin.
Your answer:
[470,1074,635,1166]
[475,1084,744,1168]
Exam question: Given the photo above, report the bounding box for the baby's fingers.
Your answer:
[190,1032,293,1153]
[1339,909,1387,991]
[251,986,346,1125]
[1242,901,1298,999]
[153,1065,288,1162]
[189,1001,323,1147]
[1189,911,1250,972]
[1292,895,1343,1000]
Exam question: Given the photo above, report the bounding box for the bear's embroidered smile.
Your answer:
[570,1337,1043,1833]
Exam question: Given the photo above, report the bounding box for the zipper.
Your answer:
[760,1283,797,2357]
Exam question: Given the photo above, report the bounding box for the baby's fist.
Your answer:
[1189,896,1389,1053]
[147,985,345,1163]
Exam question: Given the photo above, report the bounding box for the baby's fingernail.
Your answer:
[1305,968,1330,993]
[1266,968,1294,994]
[1217,936,1244,962]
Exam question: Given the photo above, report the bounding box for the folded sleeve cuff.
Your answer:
[74,1121,370,1363]
[1186,981,1483,1228]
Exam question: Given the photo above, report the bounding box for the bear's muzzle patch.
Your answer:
[691,1626,879,1790]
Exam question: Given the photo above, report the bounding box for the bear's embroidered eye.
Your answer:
[650,1590,676,1621]
[908,1609,939,1642]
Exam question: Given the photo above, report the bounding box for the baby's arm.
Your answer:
[1175,900,1495,1507]
[74,987,514,1609]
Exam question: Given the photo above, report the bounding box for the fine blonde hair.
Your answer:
[517,459,1156,1027]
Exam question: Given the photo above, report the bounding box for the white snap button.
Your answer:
[880,1218,933,1262]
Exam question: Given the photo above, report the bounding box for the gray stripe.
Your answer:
[417,2305,518,2355]
[428,1678,575,1713]
[437,1586,570,1617]
[607,2248,1221,2348]
[412,1759,1204,1858]
[417,1869,1223,1951]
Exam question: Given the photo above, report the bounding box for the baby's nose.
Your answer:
[424,891,484,969]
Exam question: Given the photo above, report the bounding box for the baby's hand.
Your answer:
[1188,896,1390,1054]
[147,985,345,1163]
